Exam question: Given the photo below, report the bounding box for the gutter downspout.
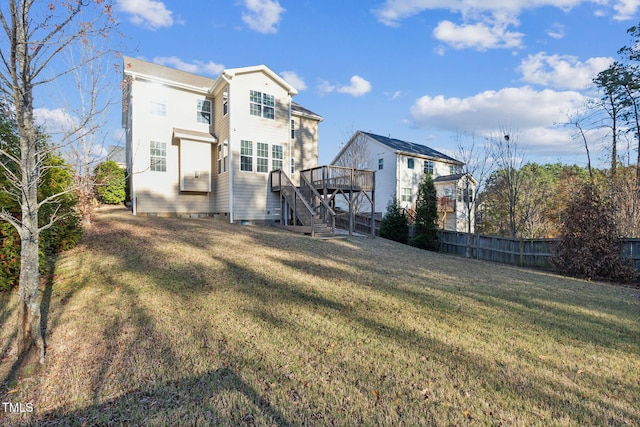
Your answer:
[288,96,292,177]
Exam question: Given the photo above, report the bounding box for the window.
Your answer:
[218,143,228,174]
[291,120,295,139]
[450,165,459,175]
[197,99,211,124]
[401,188,412,203]
[407,158,414,169]
[424,160,434,175]
[150,141,166,172]
[272,145,283,170]
[240,140,253,172]
[149,100,166,116]
[223,88,229,116]
[249,90,275,119]
[378,158,384,170]
[290,158,295,174]
[257,142,269,173]
[457,188,463,202]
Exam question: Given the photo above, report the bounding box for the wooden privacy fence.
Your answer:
[438,231,640,272]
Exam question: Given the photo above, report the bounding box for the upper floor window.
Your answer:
[378,158,383,170]
[241,140,253,172]
[149,100,166,116]
[407,158,414,169]
[424,160,434,175]
[250,90,275,120]
[197,99,211,124]
[223,87,229,116]
[291,119,295,139]
[150,141,167,172]
[401,188,412,203]
[450,165,459,175]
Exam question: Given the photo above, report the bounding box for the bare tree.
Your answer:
[454,132,491,257]
[0,0,116,363]
[335,131,371,213]
[487,127,526,238]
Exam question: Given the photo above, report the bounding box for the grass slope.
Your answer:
[1,206,639,426]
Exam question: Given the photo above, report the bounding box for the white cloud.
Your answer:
[280,71,307,91]
[373,1,639,49]
[317,80,336,95]
[337,76,372,97]
[116,0,174,30]
[153,56,224,76]
[242,0,285,34]
[34,108,78,135]
[546,23,566,39]
[613,0,640,20]
[518,53,613,90]
[409,86,589,155]
[433,19,524,50]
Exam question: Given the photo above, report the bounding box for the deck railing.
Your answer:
[301,165,375,192]
[271,169,319,235]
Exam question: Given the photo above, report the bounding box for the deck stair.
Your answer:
[270,166,376,238]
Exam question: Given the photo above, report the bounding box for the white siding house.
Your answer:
[331,131,476,232]
[122,57,322,223]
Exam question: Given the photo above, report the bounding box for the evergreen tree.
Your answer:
[410,174,439,251]
[379,196,408,244]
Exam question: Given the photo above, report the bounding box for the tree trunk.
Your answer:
[16,225,45,364]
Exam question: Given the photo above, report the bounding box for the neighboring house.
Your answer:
[121,56,322,223]
[331,131,476,232]
[106,145,126,168]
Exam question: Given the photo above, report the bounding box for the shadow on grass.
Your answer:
[27,207,640,425]
[29,367,293,426]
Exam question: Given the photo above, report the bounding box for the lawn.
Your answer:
[1,206,639,426]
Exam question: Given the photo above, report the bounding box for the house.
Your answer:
[331,131,476,232]
[121,56,323,223]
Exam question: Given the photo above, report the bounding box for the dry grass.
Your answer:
[1,206,639,426]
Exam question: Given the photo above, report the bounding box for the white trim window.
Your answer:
[240,140,253,172]
[149,99,166,116]
[290,158,295,174]
[150,141,167,172]
[250,90,275,119]
[223,87,229,116]
[401,187,412,203]
[291,119,295,139]
[257,142,269,173]
[272,145,283,170]
[424,160,434,175]
[218,142,228,174]
[378,158,383,170]
[197,99,211,124]
[407,158,415,169]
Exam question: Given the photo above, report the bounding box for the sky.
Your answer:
[30,0,640,168]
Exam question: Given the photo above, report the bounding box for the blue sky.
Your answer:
[37,1,640,167]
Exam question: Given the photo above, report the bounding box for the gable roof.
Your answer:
[221,65,298,96]
[123,56,216,91]
[292,102,323,121]
[361,131,462,164]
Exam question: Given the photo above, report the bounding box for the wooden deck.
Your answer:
[271,166,375,193]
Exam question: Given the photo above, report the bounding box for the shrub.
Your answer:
[410,174,439,251]
[0,154,82,291]
[379,196,408,244]
[553,182,638,284]
[94,160,126,204]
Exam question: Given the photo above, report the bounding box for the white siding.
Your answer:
[129,78,214,214]
[228,71,291,222]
